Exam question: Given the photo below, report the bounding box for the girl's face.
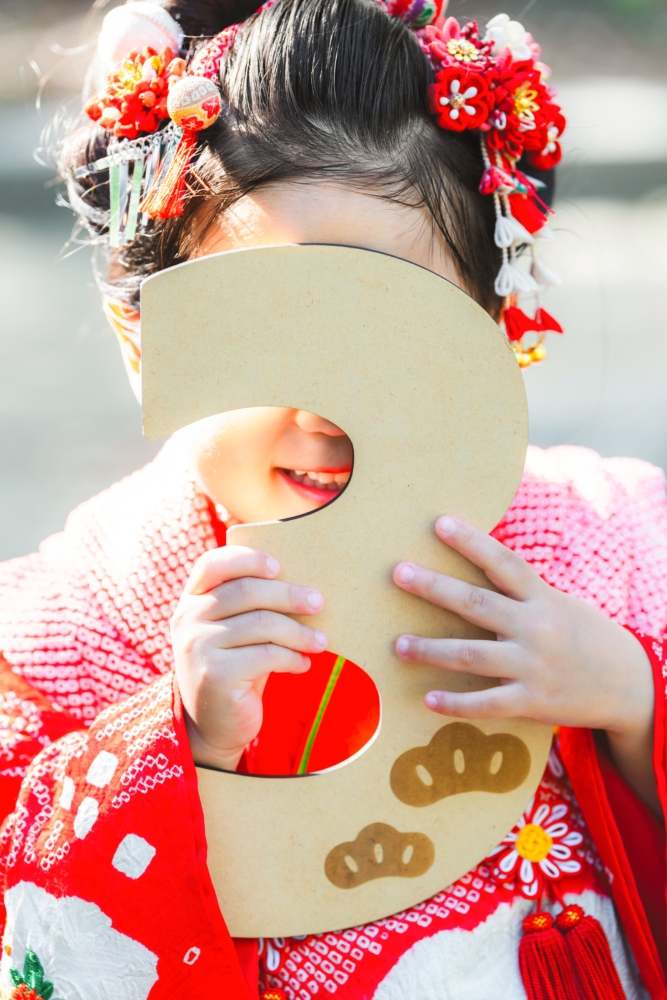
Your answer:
[128,183,461,523]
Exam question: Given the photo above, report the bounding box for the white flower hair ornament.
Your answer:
[77,0,565,367]
[96,2,185,72]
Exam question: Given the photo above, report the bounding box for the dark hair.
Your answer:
[61,0,546,316]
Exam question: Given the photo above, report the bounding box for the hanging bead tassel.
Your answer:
[531,257,562,287]
[123,157,144,243]
[494,214,516,249]
[139,127,199,219]
[503,305,535,342]
[556,905,628,1000]
[139,75,222,220]
[495,209,535,249]
[534,307,563,335]
[510,261,539,294]
[495,253,515,297]
[108,161,121,246]
[519,912,579,1000]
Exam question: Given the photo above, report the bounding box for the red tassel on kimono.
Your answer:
[518,912,579,1000]
[556,905,628,1000]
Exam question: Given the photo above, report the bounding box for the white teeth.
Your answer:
[304,470,350,487]
[284,469,350,490]
[303,472,337,489]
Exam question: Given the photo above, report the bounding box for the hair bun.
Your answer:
[164,0,263,38]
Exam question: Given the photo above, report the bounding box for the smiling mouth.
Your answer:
[279,468,351,494]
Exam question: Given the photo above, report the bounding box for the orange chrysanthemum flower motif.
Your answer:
[10,986,41,1000]
[486,797,584,898]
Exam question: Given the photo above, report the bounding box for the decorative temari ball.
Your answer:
[167,75,221,130]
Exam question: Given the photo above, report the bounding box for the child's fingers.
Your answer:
[200,577,323,621]
[435,517,540,601]
[395,635,521,680]
[186,545,280,596]
[393,562,520,636]
[424,683,527,719]
[214,609,327,655]
[213,642,314,681]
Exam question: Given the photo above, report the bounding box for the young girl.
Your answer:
[0,2,665,998]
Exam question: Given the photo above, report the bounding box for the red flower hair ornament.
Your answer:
[431,68,491,131]
[80,1,565,367]
[417,11,567,367]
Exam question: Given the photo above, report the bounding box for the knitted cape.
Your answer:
[0,441,665,999]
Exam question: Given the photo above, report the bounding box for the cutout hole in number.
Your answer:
[219,411,380,778]
[239,652,381,777]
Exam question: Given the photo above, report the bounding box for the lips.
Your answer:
[278,468,351,502]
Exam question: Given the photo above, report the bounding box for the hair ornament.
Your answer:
[138,0,278,218]
[79,1,284,235]
[82,35,190,242]
[81,1,563,367]
[412,12,566,367]
[188,0,280,79]
[95,2,184,71]
[137,74,222,218]
[382,0,446,29]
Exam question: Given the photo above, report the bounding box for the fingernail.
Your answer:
[314,631,328,649]
[396,636,411,656]
[396,563,415,584]
[266,556,280,576]
[425,693,439,709]
[306,590,324,611]
[436,516,457,536]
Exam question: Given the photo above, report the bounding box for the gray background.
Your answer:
[1,0,666,560]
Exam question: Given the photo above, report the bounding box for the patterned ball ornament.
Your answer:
[166,75,222,130]
[140,75,221,219]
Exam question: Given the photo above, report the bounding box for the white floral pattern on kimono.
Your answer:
[1,882,158,1000]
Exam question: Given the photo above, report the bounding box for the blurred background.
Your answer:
[0,0,666,560]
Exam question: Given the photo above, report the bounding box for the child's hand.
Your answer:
[393,516,659,811]
[171,546,327,771]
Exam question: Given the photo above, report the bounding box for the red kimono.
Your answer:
[0,441,665,999]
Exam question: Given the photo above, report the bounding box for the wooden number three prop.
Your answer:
[141,245,552,937]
